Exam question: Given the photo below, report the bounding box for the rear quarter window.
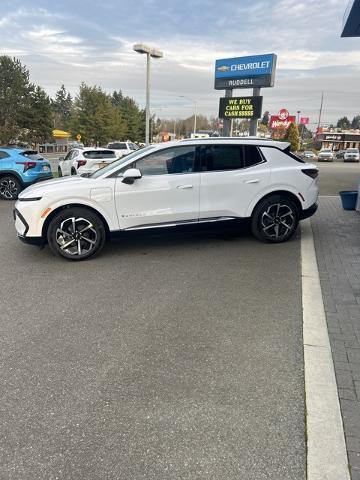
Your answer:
[260,146,305,164]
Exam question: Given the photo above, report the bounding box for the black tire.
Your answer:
[47,207,106,260]
[251,195,299,243]
[58,167,63,177]
[0,175,22,200]
[71,168,77,176]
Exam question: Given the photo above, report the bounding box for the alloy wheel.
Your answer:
[55,217,97,256]
[260,203,295,240]
[0,178,18,199]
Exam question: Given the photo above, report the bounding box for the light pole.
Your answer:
[179,95,197,135]
[133,43,163,146]
[297,110,301,125]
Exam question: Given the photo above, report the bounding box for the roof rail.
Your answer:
[179,136,274,142]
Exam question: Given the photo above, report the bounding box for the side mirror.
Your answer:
[121,168,142,184]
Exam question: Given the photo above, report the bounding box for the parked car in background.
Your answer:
[318,149,334,162]
[58,148,117,176]
[0,147,52,200]
[303,151,318,161]
[15,138,318,260]
[107,141,139,158]
[335,150,346,160]
[344,148,360,162]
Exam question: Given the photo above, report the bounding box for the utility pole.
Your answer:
[317,92,324,131]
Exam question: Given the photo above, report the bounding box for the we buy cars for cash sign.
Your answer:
[269,109,296,129]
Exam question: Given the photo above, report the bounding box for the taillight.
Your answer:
[302,168,318,179]
[16,161,37,172]
[77,160,87,168]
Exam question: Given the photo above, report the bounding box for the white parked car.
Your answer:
[14,138,319,260]
[58,148,117,177]
[317,149,334,161]
[106,141,139,158]
[344,148,360,162]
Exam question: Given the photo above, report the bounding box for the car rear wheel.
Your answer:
[47,207,106,260]
[58,167,62,177]
[0,175,22,200]
[71,168,77,175]
[251,195,299,243]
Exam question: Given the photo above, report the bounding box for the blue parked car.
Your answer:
[0,147,53,200]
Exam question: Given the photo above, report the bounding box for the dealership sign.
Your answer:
[269,108,296,129]
[300,117,309,125]
[214,54,277,90]
[219,96,263,119]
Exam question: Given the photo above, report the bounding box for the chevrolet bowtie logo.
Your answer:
[217,65,230,72]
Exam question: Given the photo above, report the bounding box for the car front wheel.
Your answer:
[251,195,299,243]
[0,175,22,200]
[47,207,106,260]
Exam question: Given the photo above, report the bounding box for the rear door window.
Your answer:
[201,145,244,171]
[243,145,264,168]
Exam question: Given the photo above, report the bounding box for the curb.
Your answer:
[301,219,350,480]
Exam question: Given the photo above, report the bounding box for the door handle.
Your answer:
[177,185,193,189]
[244,179,260,184]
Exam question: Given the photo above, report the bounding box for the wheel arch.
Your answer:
[41,203,110,240]
[249,190,302,218]
[0,170,25,186]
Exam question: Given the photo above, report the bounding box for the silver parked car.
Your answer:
[318,149,334,162]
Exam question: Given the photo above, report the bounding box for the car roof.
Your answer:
[0,147,23,152]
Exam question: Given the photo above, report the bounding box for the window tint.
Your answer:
[21,150,44,161]
[83,150,117,159]
[0,151,10,159]
[243,145,264,167]
[135,146,196,175]
[108,143,127,149]
[202,145,243,171]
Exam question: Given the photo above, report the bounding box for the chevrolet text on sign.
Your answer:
[214,54,277,90]
[219,96,263,119]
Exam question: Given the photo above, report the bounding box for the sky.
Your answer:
[0,0,359,128]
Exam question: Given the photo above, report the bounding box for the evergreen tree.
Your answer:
[0,56,32,143]
[52,85,72,130]
[351,115,360,129]
[284,123,300,151]
[69,83,126,145]
[336,116,351,130]
[260,111,270,127]
[111,90,147,142]
[20,86,53,144]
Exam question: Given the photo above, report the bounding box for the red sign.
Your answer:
[269,115,296,129]
[300,117,309,125]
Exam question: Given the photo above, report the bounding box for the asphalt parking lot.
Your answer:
[1,199,305,479]
[0,161,357,479]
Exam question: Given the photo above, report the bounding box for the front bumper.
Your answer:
[300,203,318,220]
[14,208,44,246]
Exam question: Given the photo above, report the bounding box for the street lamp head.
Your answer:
[133,44,163,59]
[150,49,163,59]
[133,43,152,55]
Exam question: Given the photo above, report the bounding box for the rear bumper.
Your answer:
[300,203,318,220]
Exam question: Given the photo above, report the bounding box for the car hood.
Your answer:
[19,176,95,199]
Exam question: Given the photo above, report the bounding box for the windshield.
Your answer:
[90,145,155,178]
[347,149,359,153]
[321,150,332,153]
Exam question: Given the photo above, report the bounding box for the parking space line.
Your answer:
[301,219,350,480]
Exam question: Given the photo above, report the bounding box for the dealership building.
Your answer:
[317,128,360,151]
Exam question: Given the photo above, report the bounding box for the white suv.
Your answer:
[14,138,318,260]
[107,141,139,158]
[344,148,360,162]
[58,148,117,176]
